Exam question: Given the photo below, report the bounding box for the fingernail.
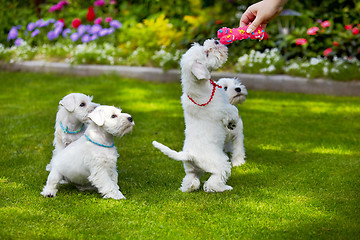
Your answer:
[246,27,253,33]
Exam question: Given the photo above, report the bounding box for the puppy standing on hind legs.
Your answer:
[41,106,134,200]
[153,39,239,193]
[46,93,99,171]
[217,78,248,166]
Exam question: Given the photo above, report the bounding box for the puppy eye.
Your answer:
[224,87,228,91]
[80,102,86,107]
[111,114,117,118]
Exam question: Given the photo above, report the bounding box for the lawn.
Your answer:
[0,71,359,239]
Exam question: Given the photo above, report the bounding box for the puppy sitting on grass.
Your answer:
[153,39,239,193]
[41,106,134,200]
[46,93,99,171]
[217,77,248,166]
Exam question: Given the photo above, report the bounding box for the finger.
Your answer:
[246,17,263,33]
[239,10,255,27]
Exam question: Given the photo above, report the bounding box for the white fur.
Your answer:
[41,106,134,200]
[217,78,248,166]
[153,39,239,193]
[46,93,99,171]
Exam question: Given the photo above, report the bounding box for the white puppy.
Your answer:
[217,78,248,166]
[46,93,99,171]
[153,39,239,193]
[41,106,134,200]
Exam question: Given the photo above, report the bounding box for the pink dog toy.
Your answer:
[217,25,265,45]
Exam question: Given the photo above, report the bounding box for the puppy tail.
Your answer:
[152,141,190,161]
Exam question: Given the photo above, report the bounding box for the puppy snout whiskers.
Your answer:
[235,87,241,93]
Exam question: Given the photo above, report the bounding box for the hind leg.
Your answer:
[202,151,232,192]
[180,162,201,192]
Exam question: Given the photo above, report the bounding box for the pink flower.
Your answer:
[332,42,339,46]
[295,38,307,45]
[105,17,112,22]
[323,48,332,57]
[94,0,106,6]
[321,20,330,28]
[352,27,359,35]
[110,0,116,4]
[94,17,102,24]
[345,25,353,30]
[307,27,319,35]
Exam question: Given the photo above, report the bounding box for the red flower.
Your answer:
[345,25,353,30]
[215,20,223,25]
[323,48,332,57]
[86,6,96,22]
[307,27,319,35]
[321,20,330,28]
[332,42,339,46]
[295,38,307,45]
[352,27,359,35]
[72,18,81,28]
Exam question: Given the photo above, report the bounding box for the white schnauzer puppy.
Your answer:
[41,106,134,200]
[46,93,99,171]
[153,39,239,193]
[217,78,248,166]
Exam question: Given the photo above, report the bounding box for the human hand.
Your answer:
[239,0,287,33]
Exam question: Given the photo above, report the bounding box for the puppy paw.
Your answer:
[231,156,246,167]
[103,191,126,200]
[41,188,57,198]
[227,121,237,130]
[203,182,233,193]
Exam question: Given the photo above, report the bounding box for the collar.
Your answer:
[85,134,115,148]
[60,121,84,134]
[187,79,222,106]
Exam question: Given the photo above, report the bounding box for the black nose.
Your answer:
[215,40,219,45]
[127,117,133,122]
[235,87,241,93]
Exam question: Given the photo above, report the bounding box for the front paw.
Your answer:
[103,191,126,200]
[41,188,57,198]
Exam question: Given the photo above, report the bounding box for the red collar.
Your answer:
[187,79,222,106]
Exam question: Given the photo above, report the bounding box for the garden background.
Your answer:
[1,0,359,80]
[1,1,360,239]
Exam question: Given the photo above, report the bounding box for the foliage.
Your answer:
[1,71,360,239]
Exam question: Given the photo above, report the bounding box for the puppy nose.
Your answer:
[235,87,241,93]
[214,40,219,45]
[127,117,133,122]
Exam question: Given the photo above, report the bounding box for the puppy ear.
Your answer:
[88,108,105,126]
[191,61,210,80]
[59,94,76,112]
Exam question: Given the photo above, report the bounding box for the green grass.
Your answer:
[0,71,359,239]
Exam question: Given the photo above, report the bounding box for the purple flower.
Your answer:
[90,24,102,34]
[70,32,80,41]
[62,28,72,38]
[31,29,40,37]
[109,20,121,29]
[47,31,56,40]
[77,25,87,36]
[90,34,98,41]
[54,20,64,29]
[94,0,106,6]
[27,23,36,32]
[14,38,23,46]
[48,19,56,24]
[108,27,115,34]
[98,29,109,37]
[81,34,90,43]
[54,27,63,37]
[7,27,19,41]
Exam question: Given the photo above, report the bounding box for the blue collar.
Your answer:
[60,121,84,134]
[85,134,115,148]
